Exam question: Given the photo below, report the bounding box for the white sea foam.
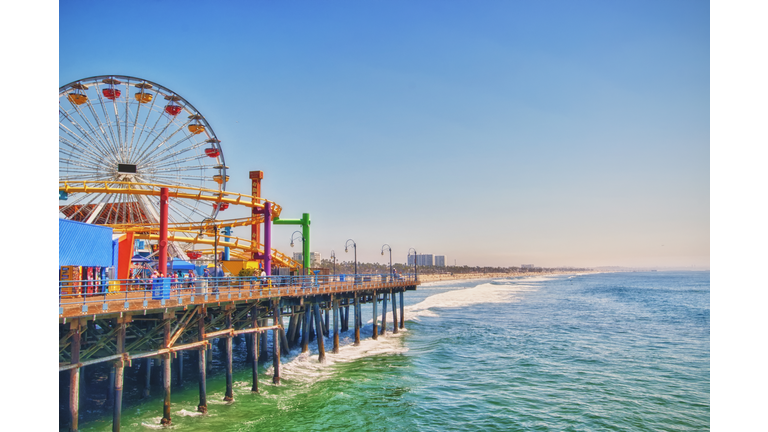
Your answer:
[262,330,407,385]
[403,277,544,320]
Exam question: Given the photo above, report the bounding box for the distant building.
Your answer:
[408,254,434,266]
[293,252,322,267]
[434,255,446,267]
[521,264,535,269]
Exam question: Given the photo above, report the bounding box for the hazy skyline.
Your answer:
[58,0,710,268]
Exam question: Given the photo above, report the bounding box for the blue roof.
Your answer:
[59,219,115,267]
[169,259,195,270]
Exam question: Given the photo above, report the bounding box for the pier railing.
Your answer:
[59,273,417,318]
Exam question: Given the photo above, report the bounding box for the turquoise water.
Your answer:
[75,271,710,431]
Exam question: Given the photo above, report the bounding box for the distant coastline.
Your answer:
[417,270,601,283]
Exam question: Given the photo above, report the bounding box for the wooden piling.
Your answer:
[259,319,269,361]
[224,308,234,401]
[400,290,405,329]
[69,321,81,432]
[333,299,340,354]
[391,289,399,334]
[112,321,126,431]
[277,302,289,355]
[143,358,152,398]
[301,308,310,353]
[251,305,259,393]
[324,307,330,337]
[206,343,212,374]
[272,299,281,384]
[381,291,388,336]
[287,314,298,346]
[308,306,316,342]
[372,290,378,340]
[177,351,183,386]
[313,303,326,362]
[107,367,115,407]
[354,293,361,345]
[161,316,172,426]
[197,312,207,413]
[344,304,350,332]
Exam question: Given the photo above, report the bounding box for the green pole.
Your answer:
[273,213,311,273]
[302,213,310,274]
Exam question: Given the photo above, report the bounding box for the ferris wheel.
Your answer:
[59,75,229,231]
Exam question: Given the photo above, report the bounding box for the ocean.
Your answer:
[72,271,710,431]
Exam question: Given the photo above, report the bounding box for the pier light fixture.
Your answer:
[381,244,392,282]
[330,250,337,275]
[408,248,418,281]
[345,239,357,278]
[290,231,305,274]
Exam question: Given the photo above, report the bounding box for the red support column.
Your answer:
[159,187,169,276]
[249,171,264,260]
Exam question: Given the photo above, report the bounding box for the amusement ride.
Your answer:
[59,75,301,269]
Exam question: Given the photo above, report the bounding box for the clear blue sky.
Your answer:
[58,0,710,268]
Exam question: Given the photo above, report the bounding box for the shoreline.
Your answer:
[415,270,600,283]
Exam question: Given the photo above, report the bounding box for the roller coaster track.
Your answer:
[59,180,300,268]
[59,181,283,218]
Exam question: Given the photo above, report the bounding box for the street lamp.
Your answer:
[381,244,392,282]
[201,218,219,275]
[290,231,305,275]
[330,250,336,276]
[345,239,357,280]
[408,248,418,281]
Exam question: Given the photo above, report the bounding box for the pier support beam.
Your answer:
[391,289,399,334]
[176,351,183,386]
[313,302,326,362]
[308,306,316,342]
[69,321,81,432]
[259,319,269,361]
[344,304,350,332]
[112,319,127,431]
[197,311,207,413]
[324,308,330,337]
[272,299,281,384]
[251,305,259,393]
[161,315,172,426]
[287,314,298,347]
[353,293,360,345]
[381,291,388,336]
[332,299,340,354]
[301,307,310,353]
[372,290,378,340]
[400,291,405,329]
[224,307,234,401]
[277,302,289,356]
[143,359,152,398]
[108,367,115,407]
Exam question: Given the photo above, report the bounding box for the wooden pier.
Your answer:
[59,276,417,431]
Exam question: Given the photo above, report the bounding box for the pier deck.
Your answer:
[59,276,418,319]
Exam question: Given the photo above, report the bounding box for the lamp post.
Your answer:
[345,239,357,278]
[202,218,219,275]
[330,250,336,276]
[408,248,418,282]
[290,231,305,275]
[381,244,392,282]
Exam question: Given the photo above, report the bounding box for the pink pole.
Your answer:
[159,187,169,276]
